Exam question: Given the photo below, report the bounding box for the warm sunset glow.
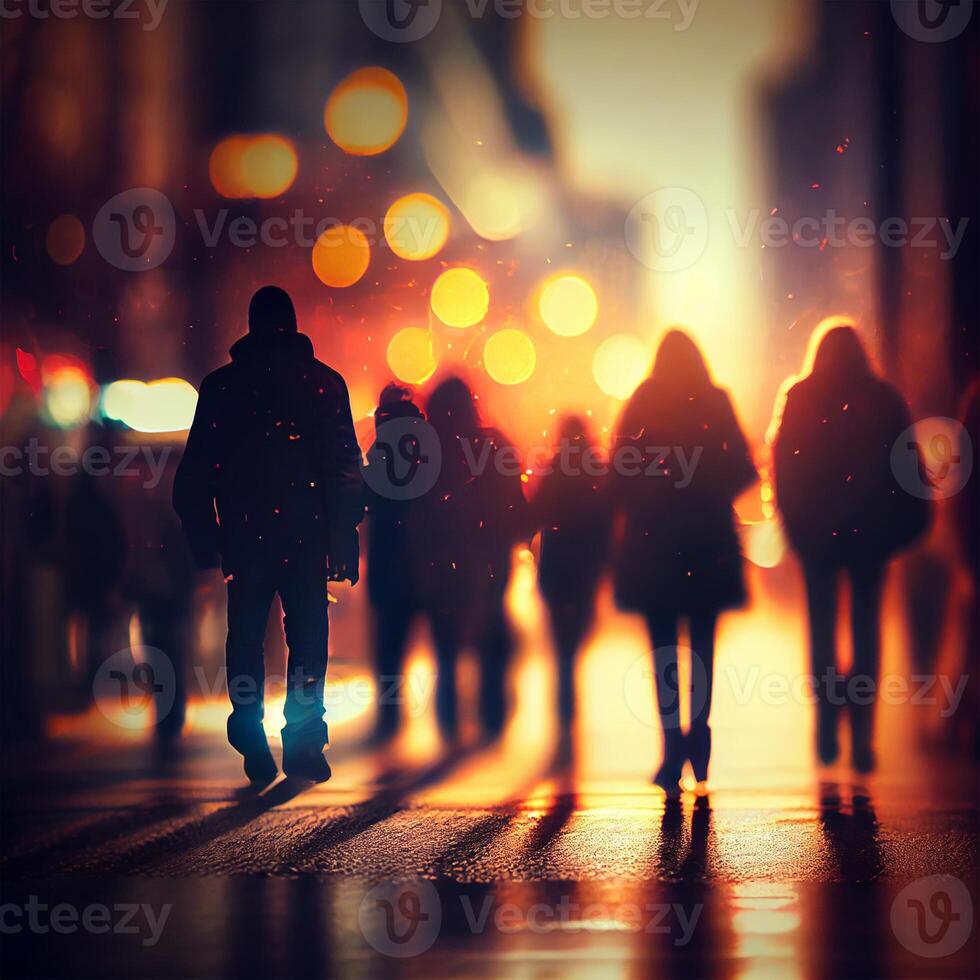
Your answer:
[325,67,408,156]
[386,327,437,385]
[430,267,489,328]
[538,274,598,337]
[311,224,371,288]
[46,213,85,265]
[383,192,451,261]
[483,328,536,386]
[592,334,648,399]
[239,134,298,198]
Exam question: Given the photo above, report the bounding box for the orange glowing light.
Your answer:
[384,193,450,261]
[324,67,408,157]
[312,224,371,288]
[209,136,251,198]
[484,329,536,386]
[539,274,598,337]
[592,334,648,399]
[386,327,437,385]
[46,214,86,266]
[209,134,297,198]
[43,366,92,428]
[430,267,489,328]
[239,135,298,198]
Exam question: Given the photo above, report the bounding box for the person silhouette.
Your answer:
[409,376,527,742]
[364,383,426,743]
[771,324,929,772]
[613,330,757,793]
[531,416,611,744]
[173,286,363,784]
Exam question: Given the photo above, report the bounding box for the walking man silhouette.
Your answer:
[174,286,363,783]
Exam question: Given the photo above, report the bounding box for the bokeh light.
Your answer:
[384,193,450,261]
[43,364,92,428]
[209,134,298,198]
[430,267,489,328]
[325,67,408,157]
[312,224,371,288]
[239,135,298,198]
[461,166,543,241]
[538,275,598,337]
[209,136,251,198]
[386,327,437,385]
[484,329,536,386]
[592,334,648,399]
[46,214,85,265]
[102,378,198,433]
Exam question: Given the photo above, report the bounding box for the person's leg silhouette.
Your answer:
[849,563,884,772]
[279,569,330,781]
[479,604,512,740]
[372,602,413,742]
[430,611,460,743]
[645,614,683,791]
[804,562,841,764]
[225,571,278,783]
[688,612,717,783]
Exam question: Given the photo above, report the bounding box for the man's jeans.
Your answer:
[225,566,329,754]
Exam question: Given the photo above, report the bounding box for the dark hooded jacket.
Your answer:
[173,331,363,575]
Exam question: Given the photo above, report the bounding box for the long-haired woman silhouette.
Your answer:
[613,330,757,793]
[771,324,928,772]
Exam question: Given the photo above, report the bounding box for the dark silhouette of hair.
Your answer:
[375,382,422,431]
[808,324,871,387]
[248,285,298,339]
[426,376,480,439]
[651,328,713,393]
[557,414,589,444]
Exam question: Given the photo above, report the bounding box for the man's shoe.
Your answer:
[243,744,278,786]
[283,745,332,783]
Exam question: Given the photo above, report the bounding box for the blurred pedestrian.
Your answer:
[531,416,611,742]
[411,377,528,742]
[363,383,426,743]
[772,324,929,772]
[613,330,757,793]
[174,286,363,784]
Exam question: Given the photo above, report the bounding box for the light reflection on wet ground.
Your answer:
[2,559,977,977]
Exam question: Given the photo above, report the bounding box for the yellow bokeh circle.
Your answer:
[539,275,598,337]
[386,327,437,385]
[484,329,536,386]
[430,267,489,328]
[325,67,408,157]
[312,224,371,288]
[592,334,648,399]
[384,193,450,261]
